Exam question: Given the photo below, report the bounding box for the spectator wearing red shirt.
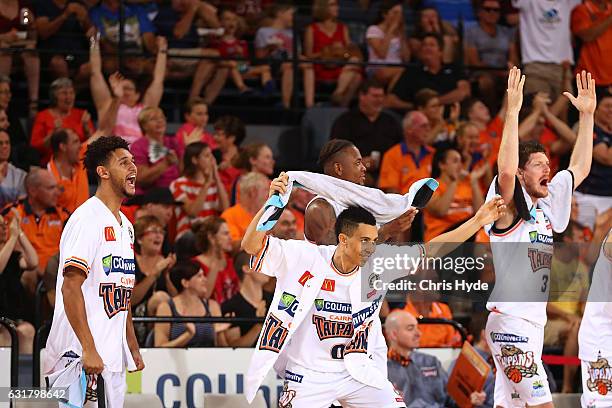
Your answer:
[192,216,240,305]
[175,98,217,159]
[31,78,94,164]
[170,142,229,239]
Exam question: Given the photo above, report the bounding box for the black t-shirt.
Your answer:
[577,124,612,196]
[0,251,33,322]
[392,63,466,103]
[34,0,89,52]
[221,291,273,338]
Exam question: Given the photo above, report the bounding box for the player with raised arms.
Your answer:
[242,172,505,407]
[484,67,596,407]
[44,136,144,407]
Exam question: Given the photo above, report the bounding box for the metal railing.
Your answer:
[0,317,19,387]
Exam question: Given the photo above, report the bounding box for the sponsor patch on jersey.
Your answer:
[102,254,136,275]
[278,292,299,317]
[314,299,351,314]
[420,366,439,377]
[352,295,382,328]
[99,283,133,318]
[529,231,553,245]
[490,332,529,343]
[285,370,303,383]
[104,226,116,241]
[495,345,538,384]
[312,314,354,340]
[585,356,612,396]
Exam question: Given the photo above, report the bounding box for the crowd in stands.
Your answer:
[0,0,610,404]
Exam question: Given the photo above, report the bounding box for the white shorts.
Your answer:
[581,357,612,408]
[485,312,552,407]
[280,363,406,408]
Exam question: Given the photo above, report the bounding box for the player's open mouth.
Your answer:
[126,174,136,187]
[539,178,548,187]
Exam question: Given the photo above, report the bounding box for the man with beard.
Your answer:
[44,136,144,407]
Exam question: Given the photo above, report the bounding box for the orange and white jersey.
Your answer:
[44,196,136,374]
[484,170,574,327]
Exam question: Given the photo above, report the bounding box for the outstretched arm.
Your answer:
[566,71,596,188]
[89,33,112,117]
[142,37,167,108]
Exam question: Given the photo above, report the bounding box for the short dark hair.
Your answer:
[518,140,546,169]
[421,32,444,51]
[193,216,226,253]
[184,97,207,115]
[169,260,201,292]
[233,251,251,281]
[431,146,459,179]
[414,88,439,109]
[213,115,246,146]
[318,139,356,170]
[84,136,130,183]
[335,206,376,238]
[359,78,386,95]
[50,129,70,154]
[183,141,210,177]
[376,0,403,23]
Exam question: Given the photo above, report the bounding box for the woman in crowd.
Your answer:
[213,115,245,195]
[90,34,167,146]
[31,77,94,164]
[304,0,362,107]
[131,106,180,194]
[230,142,275,204]
[409,6,458,64]
[132,215,177,344]
[366,0,410,89]
[154,260,228,347]
[414,88,459,146]
[192,216,239,305]
[170,142,229,239]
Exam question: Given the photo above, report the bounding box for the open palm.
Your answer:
[564,70,597,114]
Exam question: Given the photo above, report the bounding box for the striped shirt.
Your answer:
[170,176,220,238]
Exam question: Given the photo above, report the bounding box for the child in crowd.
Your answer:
[176,98,217,159]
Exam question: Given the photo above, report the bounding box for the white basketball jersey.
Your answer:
[485,170,574,327]
[579,229,612,361]
[44,196,137,374]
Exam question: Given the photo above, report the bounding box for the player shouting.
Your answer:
[484,68,596,408]
[44,136,144,407]
[242,172,505,407]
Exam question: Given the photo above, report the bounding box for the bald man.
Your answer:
[385,309,487,408]
[271,208,297,240]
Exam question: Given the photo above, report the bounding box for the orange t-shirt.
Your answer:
[221,203,253,242]
[402,301,462,348]
[424,179,474,241]
[47,144,89,214]
[572,1,612,86]
[31,109,95,165]
[479,116,503,167]
[290,207,305,239]
[378,143,435,194]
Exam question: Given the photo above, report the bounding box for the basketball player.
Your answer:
[44,136,144,407]
[578,228,612,408]
[484,68,596,408]
[243,172,505,407]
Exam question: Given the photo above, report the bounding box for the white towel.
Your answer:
[257,171,439,231]
[45,356,86,408]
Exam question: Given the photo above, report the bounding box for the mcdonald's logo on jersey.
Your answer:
[104,226,116,241]
[297,271,336,292]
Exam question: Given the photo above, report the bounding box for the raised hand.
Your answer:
[108,72,125,99]
[475,196,506,226]
[564,70,597,114]
[269,172,289,197]
[506,66,525,114]
[156,36,167,53]
[533,92,551,113]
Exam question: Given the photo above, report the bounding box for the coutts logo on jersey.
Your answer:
[527,248,553,272]
[102,254,136,276]
[99,283,132,318]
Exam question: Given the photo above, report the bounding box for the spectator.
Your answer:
[286,188,310,239]
[304,0,363,107]
[409,6,459,64]
[0,210,38,354]
[154,260,228,347]
[464,0,518,108]
[217,0,274,35]
[254,3,315,108]
[270,209,297,240]
[0,129,26,207]
[90,34,167,146]
[513,0,580,99]
[131,215,177,346]
[221,171,269,246]
[35,0,92,82]
[233,142,275,177]
[221,251,271,347]
[0,1,40,115]
[131,107,180,194]
[89,0,156,74]
[154,0,229,102]
[379,111,435,195]
[175,98,217,158]
[46,129,88,214]
[424,147,486,241]
[385,310,486,407]
[192,216,239,304]
[571,0,612,90]
[170,142,229,239]
[453,122,493,181]
[388,33,470,110]
[422,0,476,26]
[130,187,179,255]
[574,91,612,229]
[330,79,402,181]
[213,115,245,194]
[0,75,31,169]
[31,78,94,164]
[414,88,459,145]
[464,97,506,166]
[5,168,69,279]
[217,8,274,94]
[365,0,410,89]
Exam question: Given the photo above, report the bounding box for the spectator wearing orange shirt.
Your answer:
[379,111,435,195]
[424,147,486,241]
[31,78,94,164]
[46,129,89,214]
[571,0,612,89]
[221,172,269,249]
